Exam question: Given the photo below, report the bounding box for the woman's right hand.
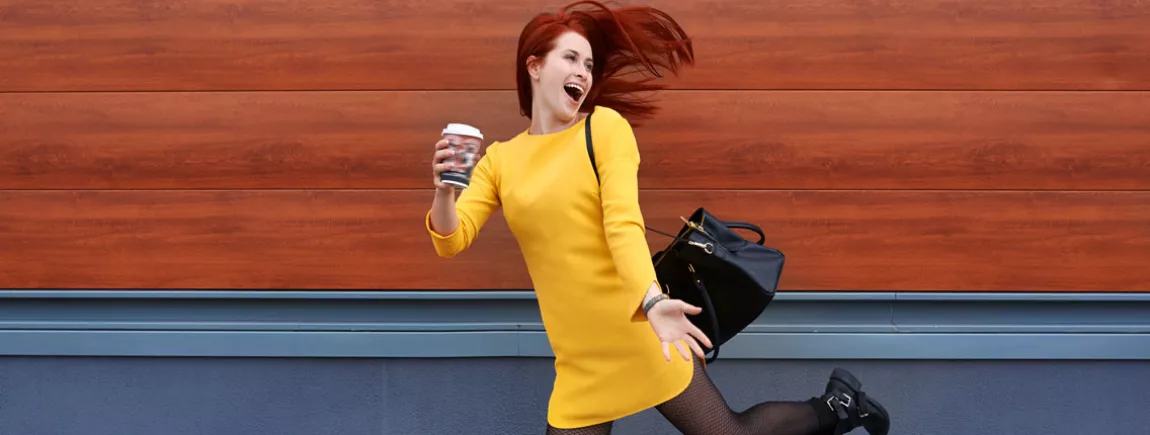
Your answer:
[431,138,456,191]
[645,295,711,362]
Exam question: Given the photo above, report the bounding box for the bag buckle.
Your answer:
[687,240,714,254]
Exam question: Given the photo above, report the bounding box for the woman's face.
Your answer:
[528,31,595,122]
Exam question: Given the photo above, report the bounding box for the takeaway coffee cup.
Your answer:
[439,123,484,189]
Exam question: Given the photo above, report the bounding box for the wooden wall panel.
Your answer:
[1,190,1147,291]
[4,90,1148,190]
[3,0,1149,92]
[4,0,1147,293]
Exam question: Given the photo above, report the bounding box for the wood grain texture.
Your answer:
[0,91,525,190]
[2,190,1147,291]
[3,0,1149,91]
[0,190,527,290]
[4,90,1149,190]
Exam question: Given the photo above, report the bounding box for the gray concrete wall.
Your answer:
[2,356,1144,435]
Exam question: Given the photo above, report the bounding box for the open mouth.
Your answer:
[563,83,585,103]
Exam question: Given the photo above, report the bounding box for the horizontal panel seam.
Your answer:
[5,291,1150,299]
[4,330,1150,359]
[3,189,1149,193]
[5,89,1150,95]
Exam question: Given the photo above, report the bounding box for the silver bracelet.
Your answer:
[642,293,669,316]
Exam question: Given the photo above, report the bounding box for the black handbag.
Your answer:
[585,112,786,363]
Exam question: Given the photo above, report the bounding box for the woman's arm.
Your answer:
[426,141,502,258]
[595,110,710,361]
[429,187,460,235]
[592,111,663,321]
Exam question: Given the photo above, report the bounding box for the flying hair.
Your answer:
[515,0,695,125]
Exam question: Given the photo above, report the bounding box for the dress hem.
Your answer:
[543,354,698,429]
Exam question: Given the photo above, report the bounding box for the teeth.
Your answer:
[564,83,584,93]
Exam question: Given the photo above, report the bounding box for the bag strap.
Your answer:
[586,114,600,184]
[585,113,767,246]
[690,265,722,363]
[585,112,681,242]
[587,111,721,360]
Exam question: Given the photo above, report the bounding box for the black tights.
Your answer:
[545,358,828,435]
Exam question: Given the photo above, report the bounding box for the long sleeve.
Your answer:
[593,113,660,322]
[425,143,502,258]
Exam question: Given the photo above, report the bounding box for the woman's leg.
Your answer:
[545,421,613,435]
[654,359,828,435]
[655,358,889,435]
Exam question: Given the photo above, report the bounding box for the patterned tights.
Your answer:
[545,358,827,435]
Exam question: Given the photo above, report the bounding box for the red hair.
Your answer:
[515,0,694,125]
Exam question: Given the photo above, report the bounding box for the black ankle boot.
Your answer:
[820,368,890,435]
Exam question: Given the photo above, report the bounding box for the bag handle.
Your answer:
[723,221,765,245]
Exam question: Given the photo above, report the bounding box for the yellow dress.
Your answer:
[425,106,695,428]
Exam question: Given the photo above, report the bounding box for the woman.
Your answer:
[426,1,891,434]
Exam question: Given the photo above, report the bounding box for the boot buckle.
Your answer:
[825,392,852,409]
[825,392,853,421]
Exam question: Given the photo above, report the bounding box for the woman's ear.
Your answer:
[526,55,542,81]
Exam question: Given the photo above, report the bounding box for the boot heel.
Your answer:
[862,397,890,435]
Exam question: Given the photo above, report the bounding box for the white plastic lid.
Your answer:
[442,123,483,140]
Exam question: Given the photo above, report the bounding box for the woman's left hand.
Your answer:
[646,298,713,361]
